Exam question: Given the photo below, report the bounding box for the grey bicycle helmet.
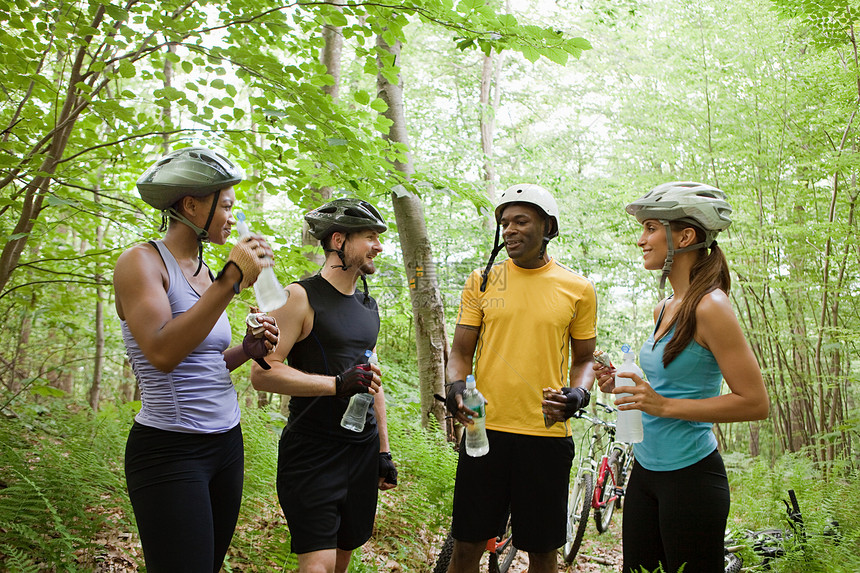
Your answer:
[305,198,387,303]
[137,146,244,275]
[481,184,560,291]
[626,181,733,288]
[304,198,388,240]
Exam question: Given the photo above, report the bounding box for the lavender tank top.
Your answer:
[121,241,240,433]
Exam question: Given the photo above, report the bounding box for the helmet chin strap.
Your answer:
[323,236,373,306]
[325,247,350,271]
[164,190,221,277]
[658,220,711,289]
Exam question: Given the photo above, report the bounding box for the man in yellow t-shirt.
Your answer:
[445,184,597,573]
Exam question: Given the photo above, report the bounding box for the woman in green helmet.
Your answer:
[114,147,280,572]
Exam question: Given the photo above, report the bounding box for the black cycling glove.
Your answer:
[379,452,398,486]
[335,364,373,398]
[560,387,590,419]
[444,379,466,417]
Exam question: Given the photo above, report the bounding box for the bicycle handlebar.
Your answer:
[572,401,616,421]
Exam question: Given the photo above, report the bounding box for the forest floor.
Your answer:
[82,492,625,572]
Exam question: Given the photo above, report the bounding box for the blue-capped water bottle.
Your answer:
[340,350,376,432]
[615,344,644,443]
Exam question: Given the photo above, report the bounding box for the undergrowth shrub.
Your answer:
[725,453,860,573]
[0,399,140,571]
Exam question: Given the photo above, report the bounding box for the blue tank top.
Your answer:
[635,306,722,471]
[121,241,240,433]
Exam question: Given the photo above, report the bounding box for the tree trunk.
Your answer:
[300,3,344,272]
[375,33,447,429]
[88,164,107,411]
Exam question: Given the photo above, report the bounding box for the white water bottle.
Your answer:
[340,350,376,433]
[463,374,490,457]
[235,212,288,312]
[615,344,644,443]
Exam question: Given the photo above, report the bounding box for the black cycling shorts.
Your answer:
[125,422,244,573]
[277,431,380,554]
[451,429,574,553]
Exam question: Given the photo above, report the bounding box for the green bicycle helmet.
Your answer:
[304,198,388,240]
[137,147,244,211]
[626,181,733,288]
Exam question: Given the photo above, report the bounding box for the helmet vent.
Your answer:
[345,207,369,218]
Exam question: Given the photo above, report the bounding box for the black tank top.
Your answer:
[286,273,380,443]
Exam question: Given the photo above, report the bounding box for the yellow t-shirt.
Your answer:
[456,258,597,437]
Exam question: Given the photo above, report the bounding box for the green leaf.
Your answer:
[117,59,135,78]
[370,98,389,113]
[354,90,371,105]
[520,45,541,63]
[31,384,66,398]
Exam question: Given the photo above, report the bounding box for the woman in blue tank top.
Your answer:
[595,182,769,573]
[113,147,280,572]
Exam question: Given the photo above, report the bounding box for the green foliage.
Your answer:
[726,454,860,572]
[0,400,139,569]
[369,403,459,570]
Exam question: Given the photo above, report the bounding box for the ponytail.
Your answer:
[662,223,730,367]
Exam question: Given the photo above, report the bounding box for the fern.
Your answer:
[0,543,42,573]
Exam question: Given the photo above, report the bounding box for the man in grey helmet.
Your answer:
[251,198,398,573]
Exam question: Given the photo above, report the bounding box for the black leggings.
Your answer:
[622,449,730,573]
[125,423,244,573]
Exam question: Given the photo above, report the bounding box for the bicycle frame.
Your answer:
[575,405,632,514]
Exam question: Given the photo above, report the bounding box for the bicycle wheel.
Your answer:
[488,514,517,573]
[724,551,742,573]
[594,450,621,533]
[433,530,455,573]
[562,471,593,564]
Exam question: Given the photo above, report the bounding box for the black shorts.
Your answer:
[451,430,574,553]
[277,431,380,554]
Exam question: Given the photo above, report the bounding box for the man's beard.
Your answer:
[345,249,375,275]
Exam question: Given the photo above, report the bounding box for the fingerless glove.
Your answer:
[335,364,373,398]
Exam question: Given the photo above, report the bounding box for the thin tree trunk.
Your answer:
[375,33,447,429]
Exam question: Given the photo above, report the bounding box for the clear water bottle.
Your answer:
[463,374,489,457]
[340,350,376,433]
[615,344,644,443]
[235,212,288,312]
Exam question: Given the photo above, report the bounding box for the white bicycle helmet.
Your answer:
[626,181,733,288]
[494,183,560,239]
[481,184,560,291]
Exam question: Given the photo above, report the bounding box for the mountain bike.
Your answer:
[562,401,634,565]
[432,513,517,573]
[724,489,839,572]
